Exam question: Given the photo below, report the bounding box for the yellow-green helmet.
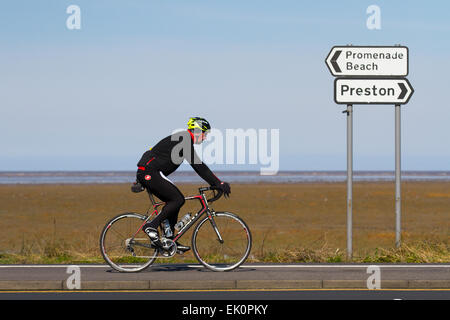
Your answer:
[187,117,211,132]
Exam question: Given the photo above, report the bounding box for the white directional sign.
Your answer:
[326,45,414,256]
[326,46,408,77]
[334,78,414,104]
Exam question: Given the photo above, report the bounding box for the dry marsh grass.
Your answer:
[0,182,448,263]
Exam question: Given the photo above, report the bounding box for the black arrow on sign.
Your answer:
[331,50,342,73]
[398,82,407,99]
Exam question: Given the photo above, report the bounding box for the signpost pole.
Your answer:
[326,45,412,253]
[346,104,353,259]
[395,104,401,248]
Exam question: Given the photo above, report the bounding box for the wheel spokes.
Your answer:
[193,213,251,271]
[101,214,158,272]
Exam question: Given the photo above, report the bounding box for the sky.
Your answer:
[1,0,449,171]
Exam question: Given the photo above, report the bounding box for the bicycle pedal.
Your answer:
[158,251,176,258]
[176,245,190,252]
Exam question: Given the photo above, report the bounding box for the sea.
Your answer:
[0,171,449,184]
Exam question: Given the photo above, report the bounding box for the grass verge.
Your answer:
[0,240,447,264]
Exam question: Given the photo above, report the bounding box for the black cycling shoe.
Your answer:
[144,227,163,248]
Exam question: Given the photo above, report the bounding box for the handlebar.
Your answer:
[199,186,223,203]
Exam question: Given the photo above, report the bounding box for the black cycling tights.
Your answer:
[137,169,185,235]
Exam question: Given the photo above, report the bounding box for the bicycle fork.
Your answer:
[207,213,224,244]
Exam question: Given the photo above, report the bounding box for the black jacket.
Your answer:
[137,130,221,186]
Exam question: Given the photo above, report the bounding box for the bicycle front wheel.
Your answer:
[100,213,158,272]
[192,212,252,271]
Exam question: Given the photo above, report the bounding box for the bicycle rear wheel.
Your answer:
[100,213,158,272]
[192,212,252,271]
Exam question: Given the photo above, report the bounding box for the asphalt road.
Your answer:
[1,263,450,280]
[1,263,449,279]
[0,263,449,291]
[1,263,448,318]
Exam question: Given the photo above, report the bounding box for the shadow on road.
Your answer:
[195,267,255,273]
[105,264,255,273]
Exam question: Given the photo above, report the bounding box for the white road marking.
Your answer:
[239,264,450,269]
[0,264,448,269]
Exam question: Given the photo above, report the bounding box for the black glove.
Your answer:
[217,181,231,198]
[131,181,145,193]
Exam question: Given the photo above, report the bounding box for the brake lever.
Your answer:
[207,187,223,202]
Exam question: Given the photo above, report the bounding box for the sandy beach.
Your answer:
[0,182,448,263]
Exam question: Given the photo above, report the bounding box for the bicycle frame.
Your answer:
[140,188,219,243]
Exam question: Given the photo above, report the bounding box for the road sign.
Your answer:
[334,78,414,104]
[326,46,408,77]
[325,45,413,258]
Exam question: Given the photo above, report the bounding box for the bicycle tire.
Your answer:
[100,212,158,273]
[192,211,252,272]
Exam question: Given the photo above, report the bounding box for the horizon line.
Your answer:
[1,170,449,174]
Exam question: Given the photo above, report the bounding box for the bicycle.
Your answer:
[100,185,252,272]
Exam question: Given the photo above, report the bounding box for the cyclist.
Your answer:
[136,117,231,252]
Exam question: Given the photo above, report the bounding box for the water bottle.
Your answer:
[181,213,191,226]
[162,219,173,238]
[175,213,191,231]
